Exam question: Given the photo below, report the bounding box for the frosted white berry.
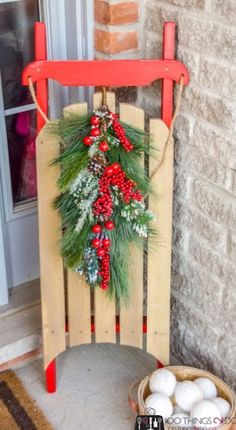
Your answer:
[166,413,190,428]
[149,368,177,397]
[194,377,217,400]
[213,397,231,418]
[145,392,173,419]
[190,400,221,429]
[175,380,203,411]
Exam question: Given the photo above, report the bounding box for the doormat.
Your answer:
[0,370,53,430]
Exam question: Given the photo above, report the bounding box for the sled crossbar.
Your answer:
[22,59,188,87]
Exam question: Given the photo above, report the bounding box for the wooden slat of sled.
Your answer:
[64,103,92,347]
[93,92,116,343]
[147,119,171,365]
[36,128,66,369]
[119,104,144,349]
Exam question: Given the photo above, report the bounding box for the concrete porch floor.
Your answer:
[16,344,179,430]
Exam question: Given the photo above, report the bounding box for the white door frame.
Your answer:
[0,185,9,304]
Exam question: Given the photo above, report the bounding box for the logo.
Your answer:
[135,415,164,430]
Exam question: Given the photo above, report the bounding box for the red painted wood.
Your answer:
[162,22,176,127]
[45,359,56,393]
[89,315,147,334]
[23,59,189,88]
[157,360,164,369]
[35,22,48,132]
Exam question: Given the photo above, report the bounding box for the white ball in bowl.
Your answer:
[190,400,221,429]
[166,413,190,428]
[213,397,231,418]
[175,380,203,411]
[194,377,217,400]
[173,404,188,415]
[149,368,177,397]
[145,392,173,419]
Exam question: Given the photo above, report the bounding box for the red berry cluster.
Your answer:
[99,252,110,290]
[112,115,134,152]
[83,115,101,147]
[91,224,113,290]
[83,115,111,152]
[97,162,143,205]
[93,192,113,219]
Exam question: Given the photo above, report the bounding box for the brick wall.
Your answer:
[94,0,140,56]
[141,1,236,389]
[94,0,236,389]
[94,0,142,102]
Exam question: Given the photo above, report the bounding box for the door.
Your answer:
[0,0,94,304]
[0,0,41,305]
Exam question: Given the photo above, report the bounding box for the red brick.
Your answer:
[95,29,138,54]
[94,1,139,25]
[94,1,110,24]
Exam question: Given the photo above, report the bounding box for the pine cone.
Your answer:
[88,154,107,177]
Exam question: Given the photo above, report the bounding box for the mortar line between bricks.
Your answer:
[174,196,232,231]
[151,0,236,29]
[184,116,235,142]
[171,289,225,339]
[105,0,137,4]
[180,106,236,140]
[172,246,229,294]
[185,82,236,105]
[177,42,236,69]
[175,223,229,261]
[95,22,139,32]
[184,236,235,287]
[197,51,236,70]
[175,160,234,199]
[178,10,236,31]
[144,30,162,41]
[94,50,141,59]
[193,176,236,206]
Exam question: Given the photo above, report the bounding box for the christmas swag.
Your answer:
[52,106,155,300]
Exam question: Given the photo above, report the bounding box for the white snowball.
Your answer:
[194,377,217,400]
[173,404,188,415]
[166,413,190,428]
[213,397,231,419]
[149,368,177,397]
[190,400,221,429]
[145,392,173,419]
[175,380,203,411]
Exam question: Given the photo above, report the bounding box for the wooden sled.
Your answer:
[22,21,189,393]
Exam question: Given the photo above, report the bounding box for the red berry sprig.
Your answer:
[100,252,110,290]
[90,221,112,291]
[91,161,143,291]
[84,110,141,292]
[83,114,101,147]
[112,115,133,152]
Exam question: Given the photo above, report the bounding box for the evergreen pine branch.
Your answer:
[50,109,157,301]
